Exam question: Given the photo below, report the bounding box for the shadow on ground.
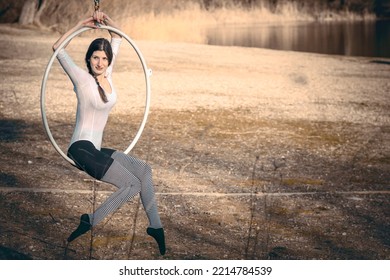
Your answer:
[0,113,389,260]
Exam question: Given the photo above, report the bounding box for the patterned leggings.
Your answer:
[67,140,162,228]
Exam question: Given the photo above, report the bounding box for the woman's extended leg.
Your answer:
[110,151,162,229]
[109,151,165,254]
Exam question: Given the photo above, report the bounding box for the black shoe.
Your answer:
[67,214,92,242]
[147,227,166,255]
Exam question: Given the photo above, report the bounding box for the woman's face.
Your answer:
[89,50,109,76]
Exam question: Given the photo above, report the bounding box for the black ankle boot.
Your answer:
[67,214,92,242]
[147,227,166,255]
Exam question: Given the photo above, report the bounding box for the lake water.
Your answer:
[206,20,390,58]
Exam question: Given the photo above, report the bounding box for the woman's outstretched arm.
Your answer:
[52,17,97,51]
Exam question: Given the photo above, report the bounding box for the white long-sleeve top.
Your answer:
[56,37,122,150]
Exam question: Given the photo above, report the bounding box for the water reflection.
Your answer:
[206,20,390,58]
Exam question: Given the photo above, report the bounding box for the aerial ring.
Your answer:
[40,25,151,166]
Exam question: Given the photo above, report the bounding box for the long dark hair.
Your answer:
[85,38,113,103]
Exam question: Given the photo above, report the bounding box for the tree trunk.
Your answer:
[18,0,38,25]
[33,0,47,27]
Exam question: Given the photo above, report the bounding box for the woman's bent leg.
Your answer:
[67,142,142,238]
[111,151,162,229]
[93,160,141,226]
[111,151,165,255]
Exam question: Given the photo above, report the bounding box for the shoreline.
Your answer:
[2,21,390,59]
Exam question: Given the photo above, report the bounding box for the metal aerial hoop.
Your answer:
[40,0,152,166]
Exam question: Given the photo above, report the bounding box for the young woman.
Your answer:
[53,11,165,255]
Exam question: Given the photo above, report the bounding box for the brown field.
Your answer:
[0,22,389,260]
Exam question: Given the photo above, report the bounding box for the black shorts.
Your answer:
[67,140,115,180]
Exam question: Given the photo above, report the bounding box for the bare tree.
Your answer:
[18,0,38,25]
[18,0,45,26]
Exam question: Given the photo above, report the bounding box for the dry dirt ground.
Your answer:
[0,24,389,260]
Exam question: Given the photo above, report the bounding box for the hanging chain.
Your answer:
[94,0,100,11]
